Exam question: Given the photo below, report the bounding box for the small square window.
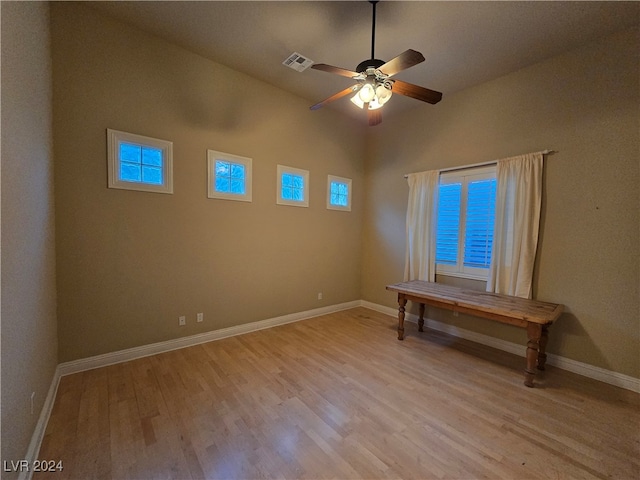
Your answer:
[327,175,352,211]
[107,129,173,194]
[277,165,309,207]
[207,150,252,202]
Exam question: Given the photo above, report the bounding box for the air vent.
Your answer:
[282,52,313,72]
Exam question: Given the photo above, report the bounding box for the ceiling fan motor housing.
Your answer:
[356,58,385,73]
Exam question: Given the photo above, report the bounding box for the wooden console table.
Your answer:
[386,280,563,387]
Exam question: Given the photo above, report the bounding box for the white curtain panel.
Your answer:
[487,152,544,298]
[404,170,439,282]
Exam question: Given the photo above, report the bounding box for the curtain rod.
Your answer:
[403,149,555,178]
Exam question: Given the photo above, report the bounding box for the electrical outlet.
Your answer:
[179,315,186,326]
[317,292,323,300]
[31,392,35,415]
[197,312,203,323]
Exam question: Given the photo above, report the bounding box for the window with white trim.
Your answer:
[107,129,173,194]
[277,165,309,207]
[327,175,352,211]
[436,166,496,280]
[207,150,252,202]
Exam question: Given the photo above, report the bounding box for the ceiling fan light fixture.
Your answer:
[350,94,365,109]
[350,81,392,109]
[367,98,384,110]
[376,83,392,105]
[358,83,376,103]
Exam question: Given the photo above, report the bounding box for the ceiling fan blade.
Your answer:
[392,80,443,104]
[311,63,360,79]
[310,85,360,110]
[379,49,425,77]
[368,108,382,127]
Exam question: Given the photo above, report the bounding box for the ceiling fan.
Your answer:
[310,0,442,126]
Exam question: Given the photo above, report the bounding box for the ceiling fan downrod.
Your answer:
[370,0,378,60]
[357,1,384,73]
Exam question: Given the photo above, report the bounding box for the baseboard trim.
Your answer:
[57,300,360,377]
[360,300,640,393]
[18,365,61,480]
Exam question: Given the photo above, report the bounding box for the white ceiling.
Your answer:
[88,1,639,124]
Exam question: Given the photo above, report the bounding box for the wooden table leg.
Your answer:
[537,324,549,371]
[397,295,407,340]
[418,303,425,332]
[524,323,542,387]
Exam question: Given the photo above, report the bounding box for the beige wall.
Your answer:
[51,3,366,362]
[362,28,639,378]
[1,2,58,474]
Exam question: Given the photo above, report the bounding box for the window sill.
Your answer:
[435,271,489,282]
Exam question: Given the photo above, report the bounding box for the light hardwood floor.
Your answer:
[35,307,639,479]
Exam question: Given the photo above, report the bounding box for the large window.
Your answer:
[107,129,173,194]
[435,166,496,279]
[207,150,252,202]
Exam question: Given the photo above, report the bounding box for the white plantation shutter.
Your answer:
[463,178,496,269]
[435,167,496,279]
[435,182,461,266]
